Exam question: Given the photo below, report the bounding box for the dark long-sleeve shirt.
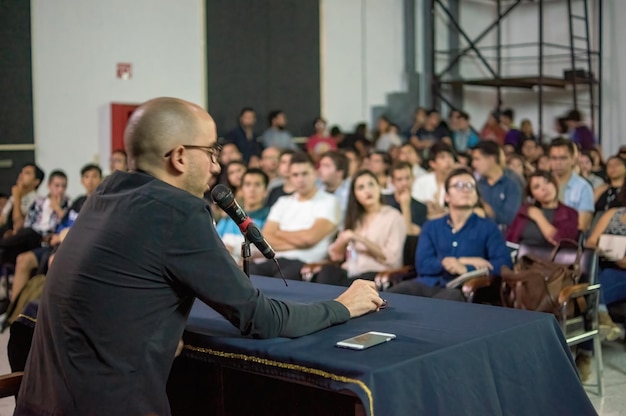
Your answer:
[415,213,513,287]
[505,203,579,245]
[224,125,262,163]
[16,171,350,416]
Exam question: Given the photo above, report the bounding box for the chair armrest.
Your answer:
[0,372,23,398]
[300,261,334,281]
[461,276,492,297]
[374,266,415,290]
[558,283,591,305]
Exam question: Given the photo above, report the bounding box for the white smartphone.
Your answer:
[335,331,397,350]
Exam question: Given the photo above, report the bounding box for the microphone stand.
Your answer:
[241,237,252,278]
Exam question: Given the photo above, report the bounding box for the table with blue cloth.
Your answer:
[167,276,596,416]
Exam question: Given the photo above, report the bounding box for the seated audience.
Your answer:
[506,154,531,186]
[585,188,626,341]
[365,151,394,195]
[10,164,102,302]
[398,143,428,180]
[412,142,455,219]
[506,170,579,246]
[389,168,512,300]
[452,111,479,153]
[501,108,524,149]
[225,160,247,200]
[519,119,537,143]
[0,170,69,266]
[109,149,128,173]
[406,107,427,145]
[374,116,402,152]
[414,109,451,149]
[342,148,362,178]
[480,111,506,145]
[317,151,351,223]
[472,141,523,227]
[579,150,606,189]
[384,162,427,236]
[265,149,295,208]
[260,147,282,192]
[216,142,243,186]
[0,164,44,236]
[315,170,406,286]
[565,109,595,150]
[216,168,270,263]
[520,137,539,164]
[549,138,594,231]
[224,107,262,165]
[306,117,337,162]
[260,110,296,150]
[595,156,626,212]
[251,152,340,279]
[588,147,606,180]
[535,154,551,172]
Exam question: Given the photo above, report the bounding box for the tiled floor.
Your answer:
[0,329,622,415]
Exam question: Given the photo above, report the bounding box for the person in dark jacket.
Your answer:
[15,97,383,416]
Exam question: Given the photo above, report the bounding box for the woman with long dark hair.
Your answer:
[315,170,407,286]
[506,170,579,245]
[594,156,626,212]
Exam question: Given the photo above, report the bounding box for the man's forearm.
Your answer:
[276,229,317,248]
[265,232,298,251]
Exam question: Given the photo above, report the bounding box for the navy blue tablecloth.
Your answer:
[183,276,596,416]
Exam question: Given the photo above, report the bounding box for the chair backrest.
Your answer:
[517,242,598,284]
[403,236,419,267]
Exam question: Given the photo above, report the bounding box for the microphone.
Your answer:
[211,184,275,259]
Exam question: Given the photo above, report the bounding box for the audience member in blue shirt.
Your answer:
[215,168,270,263]
[389,168,513,301]
[452,111,480,153]
[472,141,522,227]
[549,138,595,231]
[224,107,262,165]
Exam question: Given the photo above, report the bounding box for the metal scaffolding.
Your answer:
[430,0,602,140]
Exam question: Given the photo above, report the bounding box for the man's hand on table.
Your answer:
[335,280,385,318]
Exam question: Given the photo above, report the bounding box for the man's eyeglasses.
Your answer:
[164,144,222,163]
[448,181,476,191]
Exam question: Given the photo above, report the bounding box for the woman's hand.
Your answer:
[338,229,355,244]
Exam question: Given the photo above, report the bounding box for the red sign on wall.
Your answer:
[116,63,132,80]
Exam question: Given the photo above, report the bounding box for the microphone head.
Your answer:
[211,184,234,207]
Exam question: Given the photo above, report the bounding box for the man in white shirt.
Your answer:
[411,142,455,218]
[251,152,340,279]
[0,163,44,236]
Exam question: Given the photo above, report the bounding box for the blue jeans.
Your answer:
[599,267,626,306]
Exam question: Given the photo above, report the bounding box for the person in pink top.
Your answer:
[306,117,337,163]
[315,169,407,286]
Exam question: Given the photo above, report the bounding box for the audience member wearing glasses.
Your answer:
[389,168,512,301]
[15,98,383,416]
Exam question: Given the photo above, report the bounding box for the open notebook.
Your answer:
[598,234,626,261]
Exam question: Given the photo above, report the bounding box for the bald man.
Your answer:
[16,97,383,416]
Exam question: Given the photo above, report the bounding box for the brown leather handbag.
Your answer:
[500,241,583,318]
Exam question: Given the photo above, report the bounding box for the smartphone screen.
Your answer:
[335,331,396,350]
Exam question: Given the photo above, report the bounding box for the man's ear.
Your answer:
[168,146,186,174]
